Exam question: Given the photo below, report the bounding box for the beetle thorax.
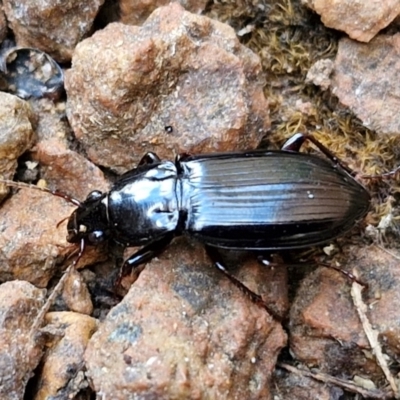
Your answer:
[106,161,180,245]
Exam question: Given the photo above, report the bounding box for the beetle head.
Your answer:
[67,190,109,245]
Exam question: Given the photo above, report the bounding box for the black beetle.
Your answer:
[65,133,370,287]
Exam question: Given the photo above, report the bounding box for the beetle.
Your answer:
[64,133,370,292]
[0,133,371,305]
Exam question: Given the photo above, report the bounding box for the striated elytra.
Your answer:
[66,133,370,281]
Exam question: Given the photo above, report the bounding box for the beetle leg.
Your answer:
[175,152,193,163]
[118,234,174,283]
[317,261,367,287]
[282,133,355,176]
[205,246,281,319]
[138,152,161,166]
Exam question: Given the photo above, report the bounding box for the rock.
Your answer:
[0,96,108,282]
[0,281,46,400]
[33,138,110,200]
[357,246,400,363]
[0,92,35,201]
[302,0,400,42]
[66,3,269,174]
[120,0,208,26]
[20,97,109,200]
[289,245,400,382]
[2,0,105,62]
[230,254,289,319]
[306,59,334,91]
[62,268,93,315]
[330,34,400,134]
[0,97,109,284]
[290,267,372,376]
[85,239,286,399]
[29,99,70,144]
[0,189,75,286]
[32,312,98,400]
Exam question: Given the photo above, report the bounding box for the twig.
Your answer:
[351,281,399,398]
[278,362,393,399]
[29,263,74,338]
[374,244,400,261]
[29,239,85,338]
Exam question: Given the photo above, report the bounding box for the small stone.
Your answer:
[290,268,370,376]
[120,0,208,26]
[85,239,286,398]
[34,138,110,200]
[0,281,46,400]
[3,0,105,62]
[28,98,70,144]
[302,0,400,42]
[331,34,400,134]
[0,190,75,286]
[353,375,377,390]
[306,59,334,91]
[66,3,269,174]
[33,311,98,400]
[289,245,400,381]
[62,268,93,315]
[0,92,35,201]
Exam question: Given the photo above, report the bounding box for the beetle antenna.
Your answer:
[56,216,70,228]
[0,179,82,207]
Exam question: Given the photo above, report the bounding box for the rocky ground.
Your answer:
[0,0,400,399]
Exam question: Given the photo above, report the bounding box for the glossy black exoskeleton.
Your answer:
[66,133,371,289]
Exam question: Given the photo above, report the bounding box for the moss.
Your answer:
[206,0,400,243]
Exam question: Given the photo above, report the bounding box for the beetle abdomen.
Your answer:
[180,151,370,250]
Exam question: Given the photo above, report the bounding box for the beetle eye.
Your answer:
[88,230,105,244]
[87,190,103,202]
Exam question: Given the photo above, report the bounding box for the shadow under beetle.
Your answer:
[63,133,370,296]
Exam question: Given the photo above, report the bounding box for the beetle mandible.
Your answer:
[64,133,370,289]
